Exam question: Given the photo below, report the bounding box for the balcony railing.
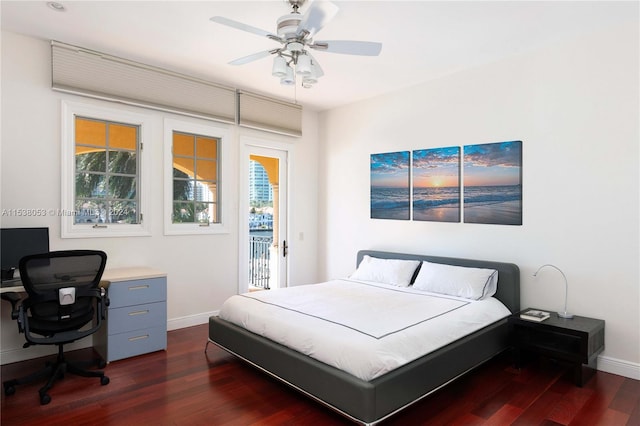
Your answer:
[249,235,272,289]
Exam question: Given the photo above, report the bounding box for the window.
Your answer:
[172,132,219,224]
[164,118,230,235]
[74,117,140,225]
[62,101,151,238]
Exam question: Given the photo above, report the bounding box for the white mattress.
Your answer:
[218,279,511,381]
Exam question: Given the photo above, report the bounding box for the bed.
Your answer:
[207,250,520,425]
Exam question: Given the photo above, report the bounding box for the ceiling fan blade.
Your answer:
[311,40,382,56]
[210,16,276,39]
[297,1,339,38]
[229,50,273,66]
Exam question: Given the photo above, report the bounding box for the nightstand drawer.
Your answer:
[513,327,582,359]
[107,301,166,335]
[107,325,167,362]
[108,278,166,308]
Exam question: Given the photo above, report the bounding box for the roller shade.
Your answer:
[51,41,236,124]
[238,91,302,137]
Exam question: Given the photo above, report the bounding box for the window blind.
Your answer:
[238,90,302,137]
[51,41,236,124]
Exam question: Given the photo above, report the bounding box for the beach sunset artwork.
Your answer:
[370,151,410,220]
[413,147,461,222]
[463,141,522,225]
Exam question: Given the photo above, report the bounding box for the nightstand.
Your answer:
[508,309,605,386]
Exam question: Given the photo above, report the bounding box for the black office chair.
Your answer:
[1,250,110,405]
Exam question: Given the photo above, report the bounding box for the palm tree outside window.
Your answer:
[74,117,140,225]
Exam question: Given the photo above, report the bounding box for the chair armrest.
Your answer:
[2,292,26,332]
[1,292,22,319]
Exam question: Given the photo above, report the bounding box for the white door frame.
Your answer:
[239,134,291,293]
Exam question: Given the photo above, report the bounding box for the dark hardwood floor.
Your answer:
[1,324,638,425]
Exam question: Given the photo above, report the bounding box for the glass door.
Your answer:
[239,141,288,292]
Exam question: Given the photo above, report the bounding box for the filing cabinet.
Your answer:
[95,268,167,363]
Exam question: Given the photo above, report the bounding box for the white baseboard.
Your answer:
[167,310,219,331]
[598,355,640,380]
[0,340,92,365]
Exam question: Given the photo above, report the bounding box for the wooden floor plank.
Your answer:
[484,404,524,425]
[1,324,637,425]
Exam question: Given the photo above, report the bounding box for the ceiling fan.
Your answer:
[210,0,382,88]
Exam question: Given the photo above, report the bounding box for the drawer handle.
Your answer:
[128,334,149,342]
[128,285,150,291]
[128,310,149,316]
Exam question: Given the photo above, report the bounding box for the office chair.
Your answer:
[1,250,110,405]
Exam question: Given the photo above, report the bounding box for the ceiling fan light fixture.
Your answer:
[302,59,320,88]
[280,65,295,86]
[302,74,317,87]
[296,53,312,76]
[272,55,288,78]
[287,42,304,53]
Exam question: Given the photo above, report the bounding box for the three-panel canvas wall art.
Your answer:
[370,141,522,225]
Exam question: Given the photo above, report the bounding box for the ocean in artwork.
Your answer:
[413,186,460,222]
[463,141,522,225]
[463,184,522,225]
[371,186,410,220]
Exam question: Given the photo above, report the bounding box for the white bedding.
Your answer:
[218,279,511,381]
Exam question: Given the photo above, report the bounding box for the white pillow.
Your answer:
[412,261,498,300]
[350,255,421,287]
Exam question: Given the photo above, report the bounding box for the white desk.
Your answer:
[0,279,23,293]
[1,267,167,363]
[1,267,165,292]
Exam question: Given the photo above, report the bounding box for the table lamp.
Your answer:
[533,264,573,319]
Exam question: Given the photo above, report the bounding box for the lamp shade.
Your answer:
[272,55,287,78]
[280,65,295,85]
[296,54,312,76]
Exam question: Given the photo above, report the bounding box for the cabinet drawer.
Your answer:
[107,277,166,308]
[514,327,582,359]
[107,301,166,335]
[107,326,167,362]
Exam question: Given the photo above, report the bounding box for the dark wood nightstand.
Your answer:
[508,309,605,386]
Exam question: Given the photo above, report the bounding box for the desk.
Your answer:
[1,267,167,364]
[0,279,23,293]
[1,267,164,293]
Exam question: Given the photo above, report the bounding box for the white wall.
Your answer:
[319,22,639,379]
[0,31,320,363]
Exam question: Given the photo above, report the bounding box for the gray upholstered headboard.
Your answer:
[357,250,520,314]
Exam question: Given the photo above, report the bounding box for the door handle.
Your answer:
[282,240,288,257]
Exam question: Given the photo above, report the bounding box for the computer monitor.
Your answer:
[1,227,50,281]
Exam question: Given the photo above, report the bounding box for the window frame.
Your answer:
[61,100,152,238]
[164,118,231,235]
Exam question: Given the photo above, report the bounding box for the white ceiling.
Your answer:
[1,1,635,111]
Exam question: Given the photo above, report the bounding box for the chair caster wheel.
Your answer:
[4,385,15,396]
[40,393,51,405]
[101,376,110,386]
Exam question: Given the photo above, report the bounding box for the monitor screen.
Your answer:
[1,227,50,280]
